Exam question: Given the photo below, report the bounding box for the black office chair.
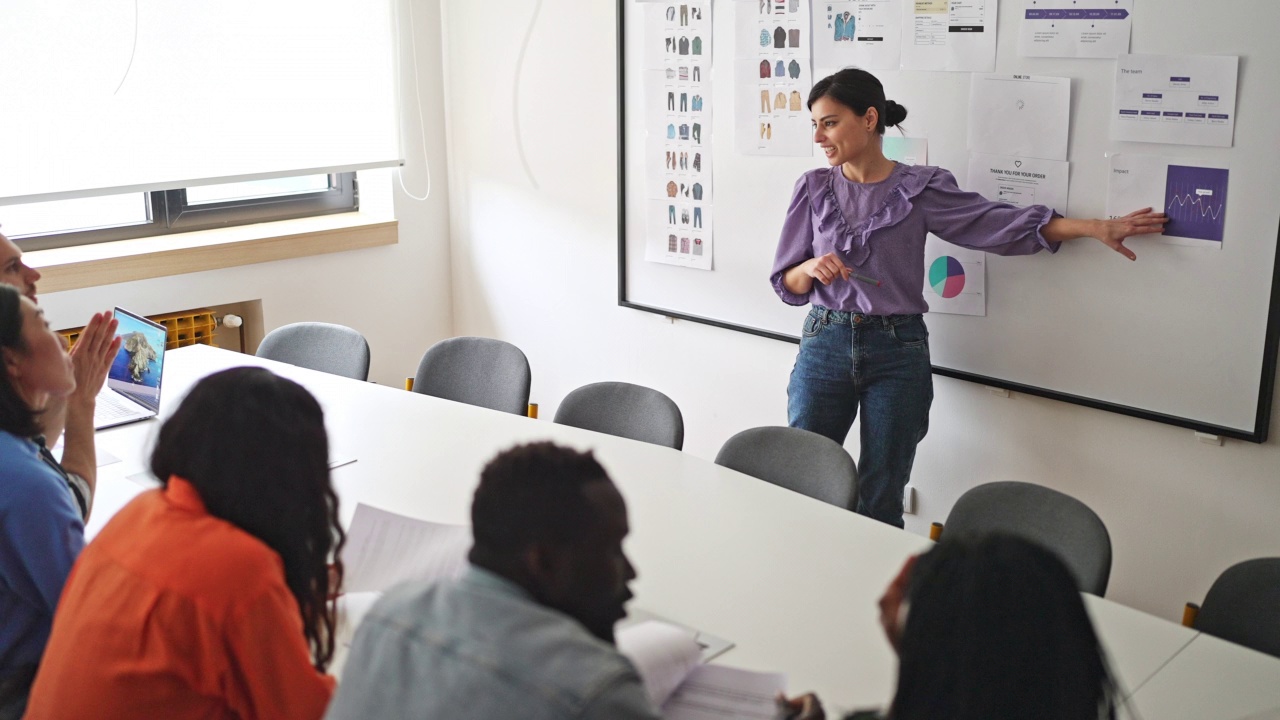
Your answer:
[935,481,1112,596]
[714,426,858,510]
[256,322,371,381]
[1185,558,1280,659]
[412,337,532,415]
[554,382,684,450]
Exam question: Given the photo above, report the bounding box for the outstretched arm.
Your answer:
[1042,207,1168,261]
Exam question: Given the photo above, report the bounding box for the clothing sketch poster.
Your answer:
[644,67,715,203]
[647,199,715,270]
[733,0,813,156]
[644,3,716,270]
[645,2,714,68]
[1106,153,1228,249]
[900,0,998,72]
[812,0,904,71]
[922,236,986,315]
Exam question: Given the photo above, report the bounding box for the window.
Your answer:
[5,173,358,251]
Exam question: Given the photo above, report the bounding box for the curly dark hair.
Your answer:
[892,534,1120,720]
[470,441,610,557]
[150,366,345,670]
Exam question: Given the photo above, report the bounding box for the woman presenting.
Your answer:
[770,69,1166,528]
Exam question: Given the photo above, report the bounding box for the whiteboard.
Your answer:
[620,0,1280,441]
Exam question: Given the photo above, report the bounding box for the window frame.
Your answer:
[12,172,358,252]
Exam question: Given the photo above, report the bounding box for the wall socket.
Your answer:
[903,484,917,515]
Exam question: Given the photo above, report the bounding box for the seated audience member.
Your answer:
[0,232,40,303]
[844,534,1121,720]
[25,367,345,720]
[0,229,113,447]
[325,441,659,720]
[0,286,115,719]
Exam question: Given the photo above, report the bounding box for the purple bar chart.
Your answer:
[1163,165,1229,243]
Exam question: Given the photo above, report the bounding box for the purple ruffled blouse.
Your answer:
[770,163,1059,315]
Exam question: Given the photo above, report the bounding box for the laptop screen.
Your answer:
[105,308,168,413]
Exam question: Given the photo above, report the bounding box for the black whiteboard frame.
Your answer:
[614,0,1279,443]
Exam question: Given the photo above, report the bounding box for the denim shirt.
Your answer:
[0,431,85,680]
[325,565,659,720]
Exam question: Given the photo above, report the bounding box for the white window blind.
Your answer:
[0,0,402,206]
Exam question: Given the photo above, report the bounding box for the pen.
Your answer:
[848,271,880,287]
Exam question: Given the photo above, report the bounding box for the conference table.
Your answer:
[86,345,1280,718]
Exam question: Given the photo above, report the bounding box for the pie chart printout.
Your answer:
[929,255,965,299]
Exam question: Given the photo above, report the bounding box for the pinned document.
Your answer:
[1107,154,1229,249]
[1111,54,1239,148]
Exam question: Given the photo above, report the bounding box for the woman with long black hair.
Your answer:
[26,367,346,720]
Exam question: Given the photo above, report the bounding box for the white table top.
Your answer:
[86,345,1280,712]
[1129,632,1280,720]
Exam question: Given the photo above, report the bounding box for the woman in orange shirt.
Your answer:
[26,366,346,720]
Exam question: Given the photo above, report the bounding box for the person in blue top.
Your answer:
[0,284,117,718]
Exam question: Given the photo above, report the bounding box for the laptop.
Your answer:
[93,307,169,430]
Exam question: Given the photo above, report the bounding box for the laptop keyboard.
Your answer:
[95,392,144,424]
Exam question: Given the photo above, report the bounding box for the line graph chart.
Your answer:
[1163,164,1229,242]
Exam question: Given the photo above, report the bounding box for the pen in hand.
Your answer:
[848,271,880,287]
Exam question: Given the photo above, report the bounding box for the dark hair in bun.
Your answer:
[883,99,908,129]
[808,68,908,135]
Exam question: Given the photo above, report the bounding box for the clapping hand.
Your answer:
[68,310,121,408]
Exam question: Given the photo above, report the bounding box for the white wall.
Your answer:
[38,0,454,389]
[442,0,1280,619]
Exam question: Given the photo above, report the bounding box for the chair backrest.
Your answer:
[413,337,531,415]
[553,382,684,450]
[1196,558,1280,659]
[943,481,1112,596]
[714,426,857,510]
[255,322,371,381]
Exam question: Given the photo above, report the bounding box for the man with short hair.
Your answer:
[325,442,659,720]
[0,232,41,301]
[0,230,115,449]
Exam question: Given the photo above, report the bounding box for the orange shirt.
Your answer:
[26,477,335,720]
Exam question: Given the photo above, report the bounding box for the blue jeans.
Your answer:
[787,307,933,527]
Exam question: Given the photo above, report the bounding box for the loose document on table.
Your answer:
[1017,0,1133,58]
[619,621,786,720]
[1110,53,1239,148]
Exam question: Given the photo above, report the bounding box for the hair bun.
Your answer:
[884,100,908,128]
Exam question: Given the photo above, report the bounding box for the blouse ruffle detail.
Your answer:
[808,165,939,267]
